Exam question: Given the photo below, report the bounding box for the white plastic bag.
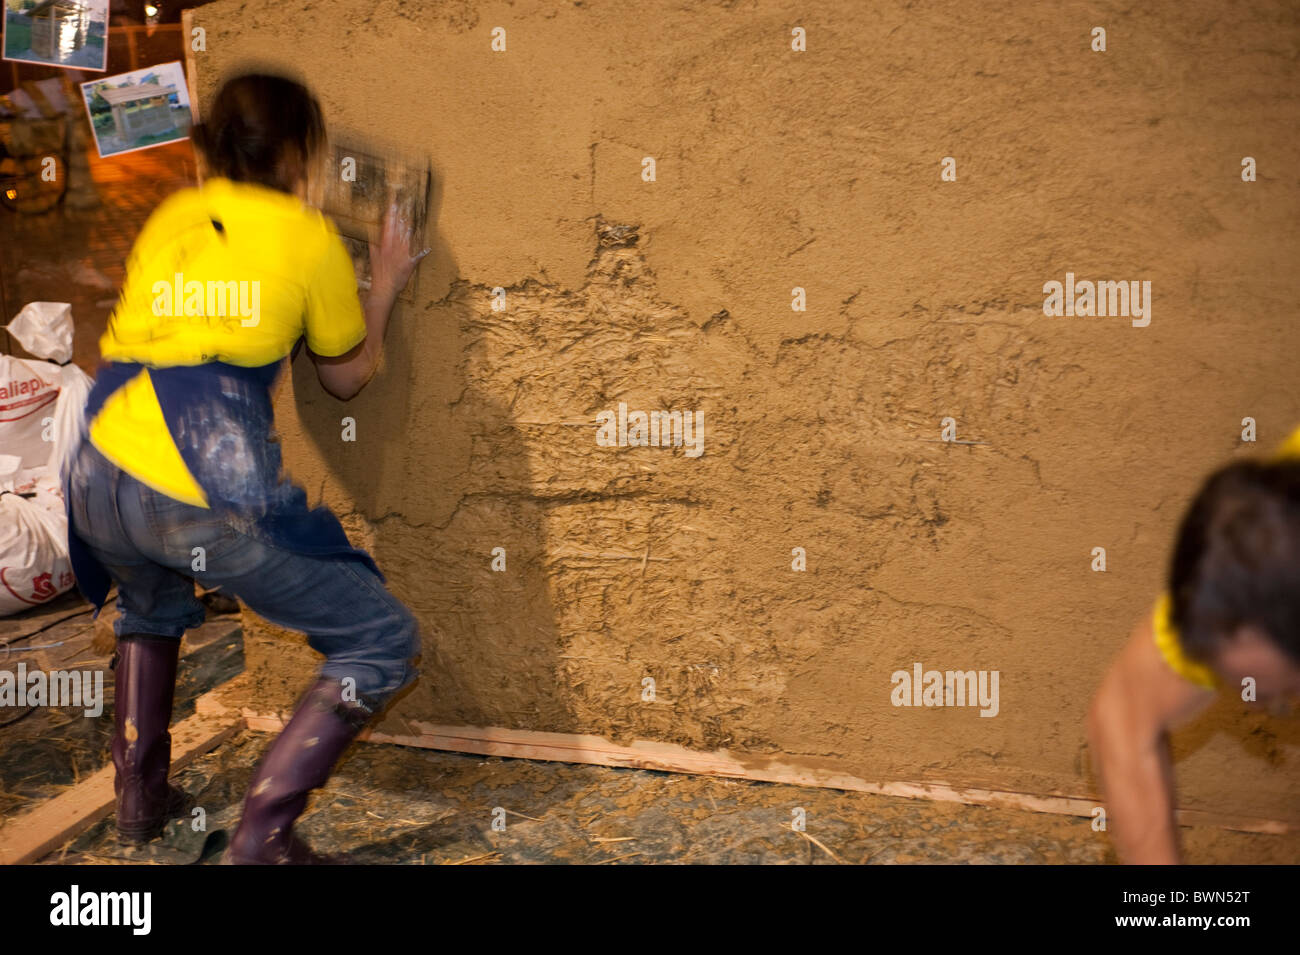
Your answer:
[0,455,74,615]
[1,301,90,478]
[49,361,92,484]
[0,302,87,614]
[5,302,74,364]
[0,354,61,468]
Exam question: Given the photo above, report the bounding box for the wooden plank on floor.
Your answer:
[231,705,1294,836]
[0,710,241,865]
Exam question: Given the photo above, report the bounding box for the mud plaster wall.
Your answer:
[191,0,1300,817]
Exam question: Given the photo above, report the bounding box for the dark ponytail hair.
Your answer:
[191,71,325,193]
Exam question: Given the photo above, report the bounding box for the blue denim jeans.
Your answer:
[65,438,420,705]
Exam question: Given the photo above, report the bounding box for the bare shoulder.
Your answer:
[1107,615,1217,728]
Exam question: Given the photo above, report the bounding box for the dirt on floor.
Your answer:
[3,595,1293,864]
[44,727,1300,865]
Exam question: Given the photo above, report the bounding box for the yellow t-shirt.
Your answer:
[90,178,366,507]
[1154,424,1300,688]
[1152,592,1218,689]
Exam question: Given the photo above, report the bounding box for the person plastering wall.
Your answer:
[62,70,431,864]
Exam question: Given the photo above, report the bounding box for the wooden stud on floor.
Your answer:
[7,670,1288,864]
[0,709,240,865]
[225,688,1293,837]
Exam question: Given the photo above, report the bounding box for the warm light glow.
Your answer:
[145,4,159,16]
[5,189,17,200]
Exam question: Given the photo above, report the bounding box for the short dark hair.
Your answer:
[1169,459,1300,666]
[190,71,325,193]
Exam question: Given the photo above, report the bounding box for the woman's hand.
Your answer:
[368,198,431,300]
[313,198,432,400]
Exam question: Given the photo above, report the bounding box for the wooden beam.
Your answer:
[0,710,240,865]
[8,671,1287,864]
[232,703,1294,836]
[181,8,201,126]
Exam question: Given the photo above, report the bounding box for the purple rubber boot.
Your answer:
[112,633,191,843]
[224,677,376,864]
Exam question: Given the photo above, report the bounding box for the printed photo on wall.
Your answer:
[3,0,109,72]
[79,60,191,158]
[308,140,432,305]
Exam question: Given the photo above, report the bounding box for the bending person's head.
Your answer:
[191,71,325,195]
[1170,458,1300,698]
